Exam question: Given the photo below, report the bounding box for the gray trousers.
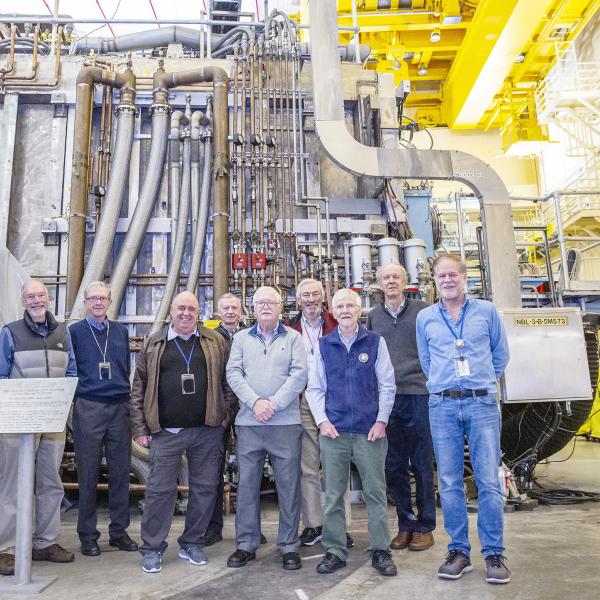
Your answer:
[235,424,302,554]
[140,426,224,554]
[0,432,66,554]
[72,398,131,542]
[300,394,322,529]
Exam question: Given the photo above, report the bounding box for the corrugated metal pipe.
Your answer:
[187,103,213,295]
[66,65,136,317]
[150,112,192,334]
[107,66,171,319]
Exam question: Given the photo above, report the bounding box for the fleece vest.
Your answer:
[318,327,381,435]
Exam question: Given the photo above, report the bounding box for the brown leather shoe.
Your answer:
[0,553,15,576]
[32,544,75,563]
[390,531,411,550]
[408,531,434,551]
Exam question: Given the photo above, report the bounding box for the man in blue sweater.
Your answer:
[306,288,397,577]
[69,281,138,557]
[367,264,435,552]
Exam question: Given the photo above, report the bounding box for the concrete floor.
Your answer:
[1,439,599,600]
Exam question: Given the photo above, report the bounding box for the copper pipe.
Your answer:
[4,25,40,81]
[0,25,17,77]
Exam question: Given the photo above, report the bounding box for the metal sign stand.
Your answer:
[0,377,77,595]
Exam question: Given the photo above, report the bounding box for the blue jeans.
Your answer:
[385,394,436,533]
[428,393,504,558]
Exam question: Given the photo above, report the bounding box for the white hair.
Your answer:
[84,280,111,299]
[331,288,361,308]
[252,286,282,305]
[295,278,324,300]
[375,263,408,285]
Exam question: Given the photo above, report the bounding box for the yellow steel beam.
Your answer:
[442,0,555,129]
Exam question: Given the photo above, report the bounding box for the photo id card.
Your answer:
[99,361,112,380]
[181,373,196,395]
[454,356,471,377]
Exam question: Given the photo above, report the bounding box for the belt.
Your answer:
[440,388,488,399]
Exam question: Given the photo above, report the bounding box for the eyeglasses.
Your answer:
[255,300,280,308]
[86,296,110,303]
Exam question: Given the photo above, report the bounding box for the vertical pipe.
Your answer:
[553,191,570,292]
[542,228,558,307]
[351,0,360,64]
[206,1,212,58]
[455,191,466,262]
[14,434,35,585]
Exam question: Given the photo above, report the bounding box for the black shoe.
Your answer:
[316,552,346,574]
[227,549,256,568]
[260,533,268,545]
[109,532,138,552]
[371,550,397,576]
[346,533,354,548]
[282,552,302,570]
[199,531,223,547]
[299,526,322,547]
[80,540,101,557]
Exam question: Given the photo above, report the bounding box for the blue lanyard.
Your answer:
[173,336,196,373]
[438,300,469,341]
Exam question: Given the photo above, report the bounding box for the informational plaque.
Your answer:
[0,378,78,433]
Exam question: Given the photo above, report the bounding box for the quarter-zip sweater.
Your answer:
[366,299,428,395]
[226,321,308,426]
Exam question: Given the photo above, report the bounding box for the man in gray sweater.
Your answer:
[226,286,307,571]
[366,264,435,552]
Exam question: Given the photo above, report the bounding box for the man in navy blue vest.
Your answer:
[0,281,77,576]
[69,281,138,557]
[306,288,397,577]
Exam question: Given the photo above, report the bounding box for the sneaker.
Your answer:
[300,526,322,546]
[142,551,162,574]
[346,533,354,549]
[32,544,75,563]
[316,552,346,574]
[437,550,473,580]
[0,553,15,576]
[485,554,510,584]
[179,546,208,566]
[371,550,397,576]
[227,549,256,568]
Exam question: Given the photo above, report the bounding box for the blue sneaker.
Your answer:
[142,551,162,573]
[178,545,208,566]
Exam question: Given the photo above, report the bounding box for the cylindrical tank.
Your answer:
[403,238,426,284]
[349,236,372,287]
[376,237,401,267]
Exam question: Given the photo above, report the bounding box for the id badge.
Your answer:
[99,361,112,380]
[455,356,471,377]
[181,373,196,395]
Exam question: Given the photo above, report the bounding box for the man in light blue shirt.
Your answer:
[416,254,510,585]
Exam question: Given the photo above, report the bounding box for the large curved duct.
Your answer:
[151,122,192,334]
[65,66,136,315]
[187,106,213,295]
[107,68,171,319]
[308,0,521,310]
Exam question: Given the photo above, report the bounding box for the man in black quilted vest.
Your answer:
[0,281,77,577]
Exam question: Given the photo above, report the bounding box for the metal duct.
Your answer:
[65,66,136,315]
[107,67,171,319]
[151,121,192,334]
[187,105,213,295]
[297,42,371,63]
[308,0,521,309]
[168,111,187,243]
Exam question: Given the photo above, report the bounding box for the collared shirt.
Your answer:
[306,327,396,426]
[164,325,200,433]
[384,298,405,319]
[220,324,240,342]
[256,322,278,343]
[301,315,323,365]
[86,314,108,331]
[415,297,509,395]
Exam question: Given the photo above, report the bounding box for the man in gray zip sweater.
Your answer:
[226,286,307,571]
[366,264,436,552]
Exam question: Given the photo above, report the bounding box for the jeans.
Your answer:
[428,392,504,558]
[386,394,436,534]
